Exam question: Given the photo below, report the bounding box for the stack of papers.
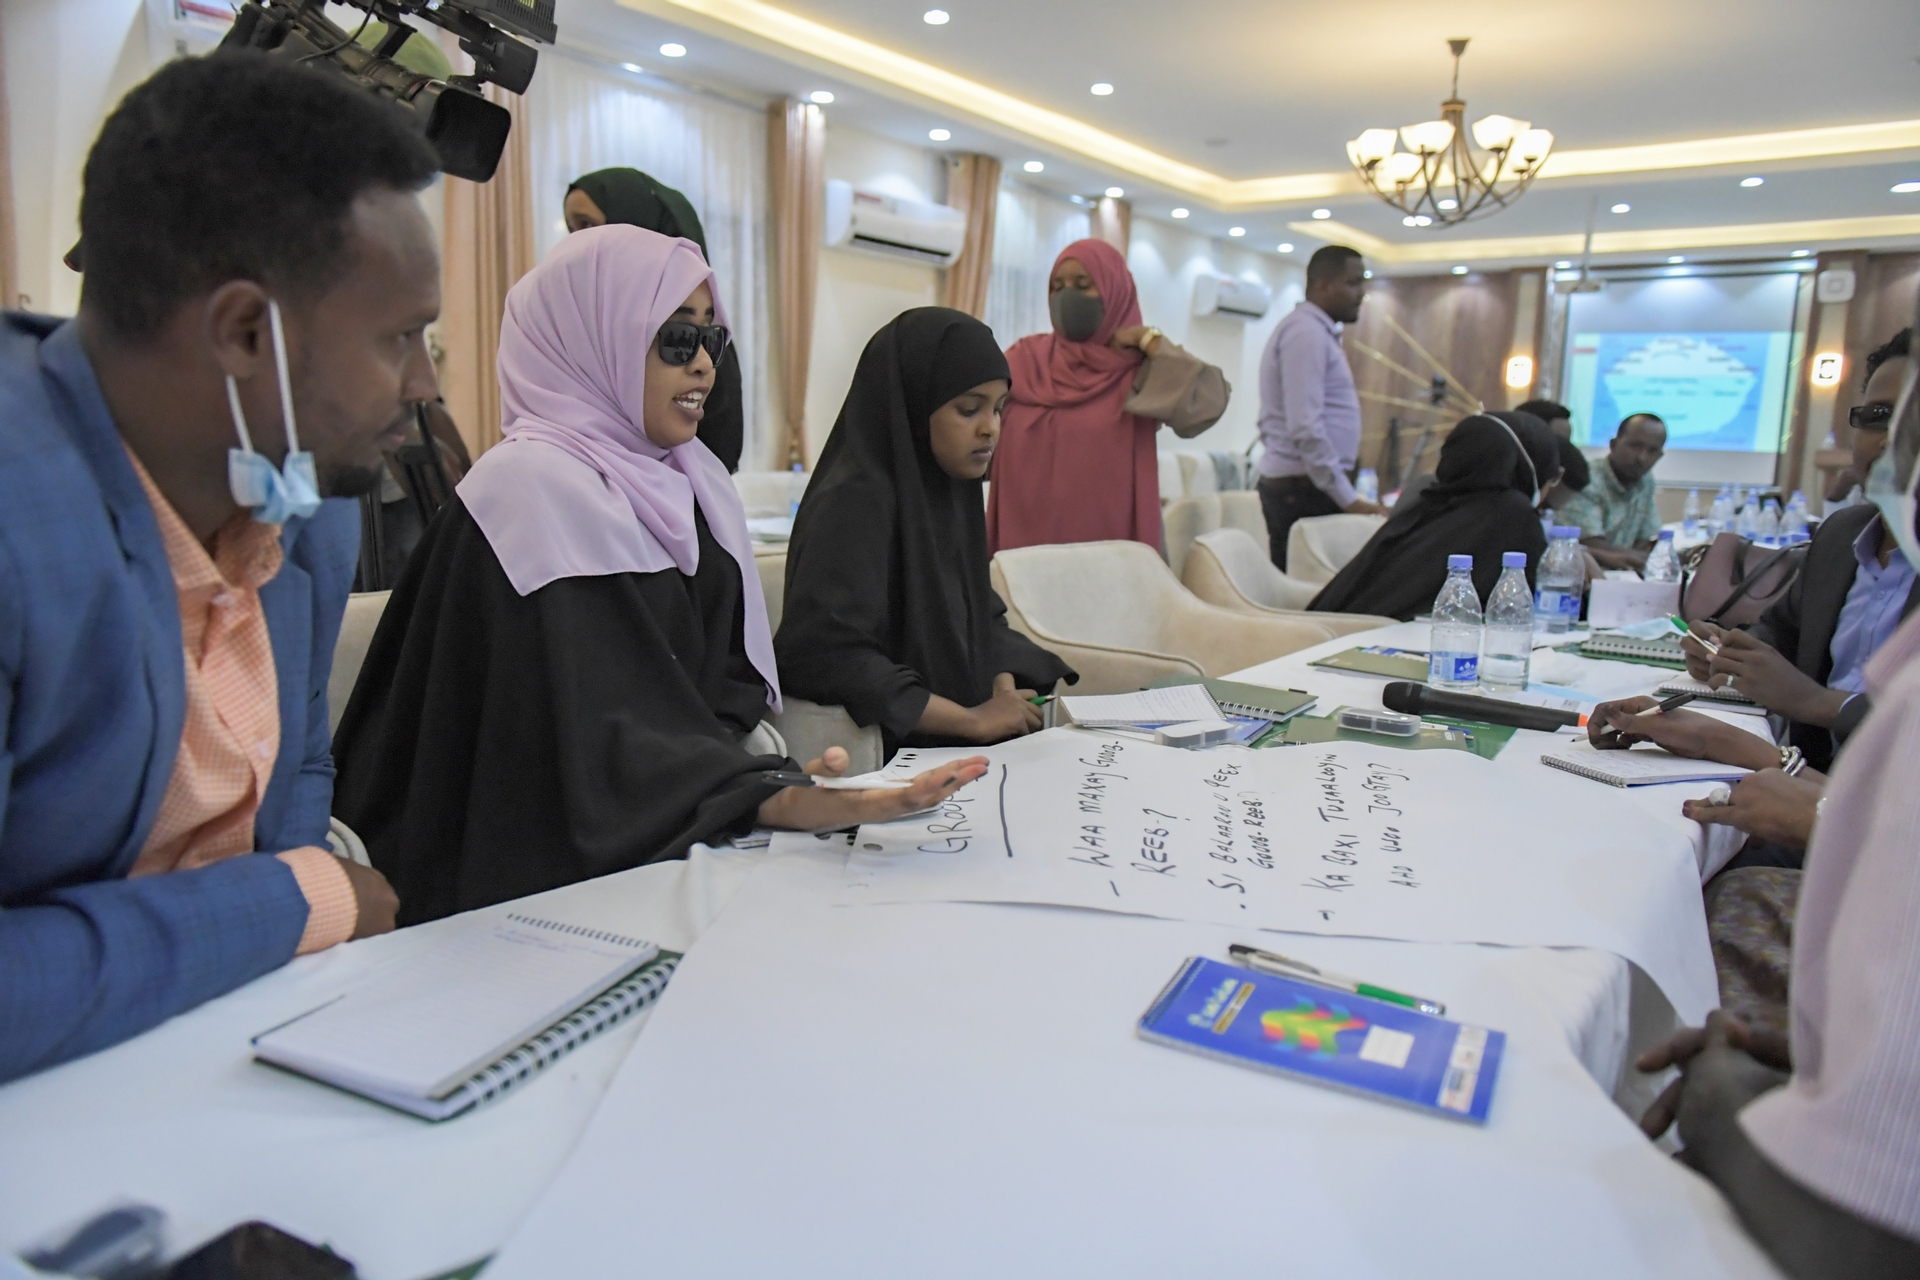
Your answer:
[1055,687,1268,746]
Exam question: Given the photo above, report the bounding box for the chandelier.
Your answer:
[1346,39,1553,228]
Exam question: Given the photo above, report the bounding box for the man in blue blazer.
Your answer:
[0,53,444,1082]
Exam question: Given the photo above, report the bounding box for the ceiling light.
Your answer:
[1228,226,1246,237]
[658,43,687,57]
[928,128,951,141]
[1554,259,1573,268]
[1412,214,1433,227]
[1311,208,1332,219]
[1505,355,1533,388]
[1104,186,1124,198]
[922,8,949,22]
[1894,181,1920,194]
[1023,160,1044,173]
[1791,249,1813,258]
[1811,352,1845,387]
[1277,243,1294,252]
[1611,202,1631,213]
[1740,176,1764,187]
[1347,38,1552,227]
[1451,265,1469,275]
[1171,207,1189,218]
[809,90,835,104]
[1667,255,1685,264]
[621,62,644,72]
[1363,270,1374,279]
[1402,215,1419,227]
[1090,83,1114,96]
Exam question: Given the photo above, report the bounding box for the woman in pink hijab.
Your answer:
[987,238,1229,553]
[332,225,982,923]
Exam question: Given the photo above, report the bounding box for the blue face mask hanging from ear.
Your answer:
[226,299,322,526]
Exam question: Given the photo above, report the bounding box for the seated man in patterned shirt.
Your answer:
[0,52,442,1082]
[1560,412,1667,570]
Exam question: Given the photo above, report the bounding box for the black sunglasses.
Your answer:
[656,320,729,367]
[1850,402,1895,431]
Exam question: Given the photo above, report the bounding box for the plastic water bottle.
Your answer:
[787,462,807,517]
[1758,499,1782,540]
[1707,488,1733,538]
[1644,529,1682,582]
[1735,495,1758,538]
[1481,552,1535,691]
[1534,527,1586,634]
[1785,493,1809,543]
[1428,555,1483,692]
[1356,468,1380,503]
[1682,488,1702,537]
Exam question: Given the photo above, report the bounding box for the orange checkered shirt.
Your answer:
[124,447,357,955]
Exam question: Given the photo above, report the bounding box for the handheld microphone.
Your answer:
[1380,681,1581,732]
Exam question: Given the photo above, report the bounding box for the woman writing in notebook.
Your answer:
[777,308,1077,756]
[332,227,983,924]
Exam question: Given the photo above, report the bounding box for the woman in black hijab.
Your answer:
[777,308,1076,754]
[1309,411,1555,621]
[564,166,747,472]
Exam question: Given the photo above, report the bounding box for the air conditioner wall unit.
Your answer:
[824,179,968,267]
[1192,273,1273,320]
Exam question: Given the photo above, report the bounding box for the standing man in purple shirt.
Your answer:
[1254,245,1388,570]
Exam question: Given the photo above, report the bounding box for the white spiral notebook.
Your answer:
[253,913,677,1121]
[1539,740,1752,788]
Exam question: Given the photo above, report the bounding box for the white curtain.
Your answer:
[983,180,1090,348]
[526,52,775,470]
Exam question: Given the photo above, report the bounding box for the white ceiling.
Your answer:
[550,0,1920,268]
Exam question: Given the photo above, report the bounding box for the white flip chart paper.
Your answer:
[840,729,1716,1019]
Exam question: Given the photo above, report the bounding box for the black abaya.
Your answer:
[1309,413,1550,621]
[332,495,787,925]
[776,308,1075,752]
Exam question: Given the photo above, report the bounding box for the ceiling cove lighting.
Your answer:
[808,89,835,104]
[1023,160,1045,173]
[1740,176,1764,187]
[658,42,687,56]
[1090,83,1113,96]
[928,128,951,141]
[922,8,949,22]
[1346,38,1552,227]
[1171,207,1190,218]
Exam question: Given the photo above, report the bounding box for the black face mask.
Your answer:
[1049,288,1105,343]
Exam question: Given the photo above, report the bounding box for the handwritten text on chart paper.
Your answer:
[834,728,1719,1022]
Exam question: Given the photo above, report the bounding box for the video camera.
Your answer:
[220,0,557,182]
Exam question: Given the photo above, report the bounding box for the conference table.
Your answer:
[0,622,1784,1279]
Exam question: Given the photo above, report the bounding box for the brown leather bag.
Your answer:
[1680,532,1806,628]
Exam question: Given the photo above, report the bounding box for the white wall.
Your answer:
[800,122,944,463]
[5,0,158,313]
[1126,218,1303,461]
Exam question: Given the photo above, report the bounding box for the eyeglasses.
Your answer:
[1850,402,1895,431]
[656,320,729,367]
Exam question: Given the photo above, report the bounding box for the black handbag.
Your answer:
[1680,533,1806,628]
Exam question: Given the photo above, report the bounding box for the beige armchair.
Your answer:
[1286,513,1387,586]
[753,547,885,769]
[328,590,391,735]
[1181,529,1392,638]
[1162,490,1270,578]
[990,540,1346,694]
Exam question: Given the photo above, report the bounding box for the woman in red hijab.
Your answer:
[987,238,1229,552]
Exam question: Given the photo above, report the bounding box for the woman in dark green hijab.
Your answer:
[564,167,746,472]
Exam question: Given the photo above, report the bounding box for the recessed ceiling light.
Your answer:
[1090,83,1114,96]
[1554,260,1573,269]
[1170,207,1190,219]
[1104,186,1124,198]
[922,8,949,22]
[928,128,951,142]
[1740,176,1764,187]
[1228,227,1246,237]
[1402,215,1418,227]
[1667,255,1685,264]
[809,90,835,104]
[1437,197,1458,211]
[1451,265,1469,275]
[1611,202,1631,213]
[1791,249,1813,257]
[658,43,687,57]
[621,62,644,72]
[1311,208,1332,220]
[1277,242,1294,253]
[1894,181,1920,194]
[1363,270,1374,279]
[1023,160,1044,173]
[1413,215,1432,227]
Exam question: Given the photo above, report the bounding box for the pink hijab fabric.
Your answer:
[458,223,779,706]
[987,238,1161,553]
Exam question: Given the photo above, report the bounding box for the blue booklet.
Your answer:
[1137,957,1504,1124]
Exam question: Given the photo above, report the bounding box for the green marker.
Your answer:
[1670,615,1720,655]
[1227,943,1445,1016]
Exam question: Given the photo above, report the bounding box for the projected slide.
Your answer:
[1564,330,1791,452]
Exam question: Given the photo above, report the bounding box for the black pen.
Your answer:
[755,771,816,788]
[1635,691,1698,717]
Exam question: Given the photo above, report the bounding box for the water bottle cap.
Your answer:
[1553,525,1580,538]
[1502,551,1527,568]
[1657,528,1675,540]
[1447,554,1473,571]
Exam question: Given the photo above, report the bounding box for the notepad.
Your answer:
[1576,633,1689,667]
[1308,646,1432,681]
[254,913,670,1120]
[1656,674,1767,714]
[1539,739,1752,787]
[1138,956,1504,1123]
[1151,677,1318,724]
[1057,685,1222,728]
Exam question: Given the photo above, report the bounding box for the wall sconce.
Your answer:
[1811,352,1844,387]
[1504,355,1534,389]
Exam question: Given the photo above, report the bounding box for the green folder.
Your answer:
[1308,646,1432,681]
[1265,708,1517,760]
